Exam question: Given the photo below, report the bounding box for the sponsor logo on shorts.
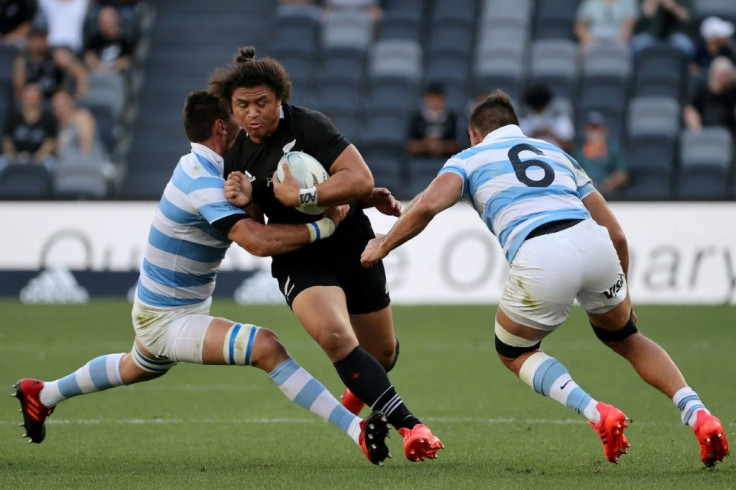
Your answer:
[603,275,625,299]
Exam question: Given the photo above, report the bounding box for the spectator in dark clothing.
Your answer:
[690,16,736,75]
[684,56,736,133]
[574,111,629,198]
[84,6,133,74]
[13,27,87,100]
[0,0,35,46]
[0,83,57,172]
[631,0,694,56]
[406,83,459,158]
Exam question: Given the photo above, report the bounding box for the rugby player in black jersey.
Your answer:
[210,46,443,462]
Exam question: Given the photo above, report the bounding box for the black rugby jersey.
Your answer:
[224,104,375,251]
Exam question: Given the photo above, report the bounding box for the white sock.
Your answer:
[519,352,600,423]
[672,387,709,426]
[40,353,125,408]
[269,358,362,444]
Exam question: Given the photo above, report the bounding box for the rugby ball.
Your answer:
[276,151,329,215]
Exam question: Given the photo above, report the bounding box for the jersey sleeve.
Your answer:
[563,152,596,199]
[185,176,247,225]
[295,108,350,171]
[437,156,469,199]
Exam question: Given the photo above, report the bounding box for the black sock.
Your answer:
[334,346,420,430]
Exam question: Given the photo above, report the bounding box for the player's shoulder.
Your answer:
[285,103,334,128]
[174,151,224,192]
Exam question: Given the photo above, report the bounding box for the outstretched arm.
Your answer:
[361,172,463,267]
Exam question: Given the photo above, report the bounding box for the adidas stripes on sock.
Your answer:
[334,346,420,430]
[40,353,125,408]
[672,386,709,426]
[269,357,362,444]
[519,352,600,423]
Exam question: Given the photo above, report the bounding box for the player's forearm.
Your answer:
[247,224,312,256]
[315,167,373,206]
[380,194,434,255]
[229,218,334,257]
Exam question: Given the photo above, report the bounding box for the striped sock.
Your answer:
[269,358,362,444]
[673,387,709,426]
[519,352,600,423]
[39,353,125,408]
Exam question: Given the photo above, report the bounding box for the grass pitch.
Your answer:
[1,300,734,488]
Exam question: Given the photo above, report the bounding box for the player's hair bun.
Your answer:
[234,46,256,64]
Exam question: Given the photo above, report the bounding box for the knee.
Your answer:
[314,325,357,361]
[371,338,398,371]
[250,328,288,371]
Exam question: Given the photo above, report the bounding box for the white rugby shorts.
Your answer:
[500,218,627,330]
[131,296,213,363]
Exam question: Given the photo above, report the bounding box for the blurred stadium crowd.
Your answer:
[0,0,735,200]
[0,0,152,198]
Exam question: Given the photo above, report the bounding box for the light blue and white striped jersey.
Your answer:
[439,125,596,263]
[137,143,246,307]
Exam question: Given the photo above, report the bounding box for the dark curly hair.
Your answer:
[208,46,292,108]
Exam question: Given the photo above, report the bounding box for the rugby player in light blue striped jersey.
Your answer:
[12,91,391,465]
[360,90,728,467]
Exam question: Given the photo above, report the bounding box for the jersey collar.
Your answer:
[482,124,524,144]
[190,142,224,174]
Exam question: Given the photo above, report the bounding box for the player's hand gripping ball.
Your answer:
[276,151,329,215]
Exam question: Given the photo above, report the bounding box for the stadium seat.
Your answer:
[322,10,373,51]
[361,143,407,196]
[318,47,367,86]
[480,0,534,18]
[695,0,736,23]
[81,73,126,119]
[406,156,446,197]
[627,96,681,140]
[0,164,53,199]
[529,40,578,101]
[582,42,631,80]
[425,55,472,112]
[376,11,422,42]
[383,0,425,18]
[361,109,411,147]
[431,0,477,24]
[633,44,686,100]
[318,108,362,146]
[269,47,317,99]
[314,79,363,115]
[623,134,677,200]
[118,161,172,200]
[53,157,109,199]
[678,127,733,199]
[477,22,528,51]
[369,40,423,81]
[578,75,628,142]
[268,11,320,55]
[79,102,118,153]
[482,0,532,21]
[0,44,18,87]
[427,20,475,56]
[366,75,420,114]
[533,0,581,40]
[473,45,525,102]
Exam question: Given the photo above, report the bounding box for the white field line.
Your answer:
[1,417,732,427]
